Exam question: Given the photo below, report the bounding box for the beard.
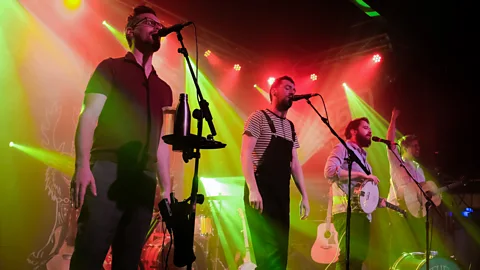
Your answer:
[276,98,293,111]
[356,133,372,148]
[151,38,161,52]
[134,34,161,53]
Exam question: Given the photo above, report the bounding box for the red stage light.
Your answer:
[204,50,212,57]
[372,54,382,63]
[310,74,318,81]
[234,64,241,71]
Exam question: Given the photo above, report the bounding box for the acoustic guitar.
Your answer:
[311,188,339,264]
[237,208,257,270]
[403,179,468,218]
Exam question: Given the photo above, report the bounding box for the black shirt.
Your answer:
[85,52,173,171]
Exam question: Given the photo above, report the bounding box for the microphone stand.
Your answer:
[174,30,218,270]
[305,98,370,269]
[387,147,438,269]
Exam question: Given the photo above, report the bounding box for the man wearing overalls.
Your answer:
[241,76,310,269]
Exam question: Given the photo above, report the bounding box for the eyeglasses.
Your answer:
[133,18,164,29]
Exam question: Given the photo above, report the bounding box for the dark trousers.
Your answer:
[245,203,289,270]
[333,212,371,270]
[70,160,156,270]
[388,212,426,267]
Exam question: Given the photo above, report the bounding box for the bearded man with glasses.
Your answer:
[69,5,173,269]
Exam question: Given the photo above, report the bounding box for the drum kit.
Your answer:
[102,190,229,270]
[390,251,461,270]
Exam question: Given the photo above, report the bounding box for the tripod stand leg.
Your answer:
[145,213,161,243]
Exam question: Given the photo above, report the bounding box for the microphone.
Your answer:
[292,93,319,101]
[154,21,193,38]
[372,136,398,146]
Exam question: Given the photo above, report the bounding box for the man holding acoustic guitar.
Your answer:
[386,108,429,265]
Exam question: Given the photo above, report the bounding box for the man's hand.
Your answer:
[71,167,96,209]
[249,189,263,213]
[378,198,387,208]
[160,191,171,204]
[299,197,310,220]
[364,174,380,185]
[391,108,401,121]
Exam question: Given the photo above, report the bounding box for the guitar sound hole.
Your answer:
[324,230,331,238]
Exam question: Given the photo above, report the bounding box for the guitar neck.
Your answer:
[438,181,464,193]
[238,209,252,262]
[325,187,333,226]
[385,201,406,216]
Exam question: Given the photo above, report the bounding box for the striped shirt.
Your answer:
[243,109,300,171]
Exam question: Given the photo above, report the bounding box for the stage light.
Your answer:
[102,20,107,26]
[233,64,241,71]
[342,82,347,87]
[9,142,14,147]
[64,0,82,10]
[310,74,318,81]
[254,84,257,88]
[204,50,211,57]
[267,77,275,86]
[462,207,474,217]
[372,54,382,63]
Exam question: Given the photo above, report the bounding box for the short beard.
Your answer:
[276,99,292,112]
[134,36,161,53]
[356,133,371,148]
[151,38,161,52]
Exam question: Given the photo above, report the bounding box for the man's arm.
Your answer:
[75,59,113,168]
[72,93,107,208]
[241,134,259,194]
[156,126,171,200]
[387,108,400,142]
[291,149,308,199]
[324,144,368,182]
[291,148,310,219]
[386,108,401,165]
[241,111,264,211]
[75,94,107,168]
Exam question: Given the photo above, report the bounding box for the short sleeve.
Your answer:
[243,111,264,138]
[162,84,173,108]
[293,135,300,149]
[85,59,114,96]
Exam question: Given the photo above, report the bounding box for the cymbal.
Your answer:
[162,134,226,150]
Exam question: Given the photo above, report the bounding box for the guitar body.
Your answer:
[238,262,257,270]
[404,181,442,218]
[311,222,339,264]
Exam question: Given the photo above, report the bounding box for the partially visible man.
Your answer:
[386,109,425,206]
[241,76,310,270]
[70,5,173,270]
[386,108,426,265]
[324,117,383,270]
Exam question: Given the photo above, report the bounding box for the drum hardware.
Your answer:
[390,251,460,270]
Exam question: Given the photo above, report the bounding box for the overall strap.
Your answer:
[288,119,296,142]
[260,110,276,133]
